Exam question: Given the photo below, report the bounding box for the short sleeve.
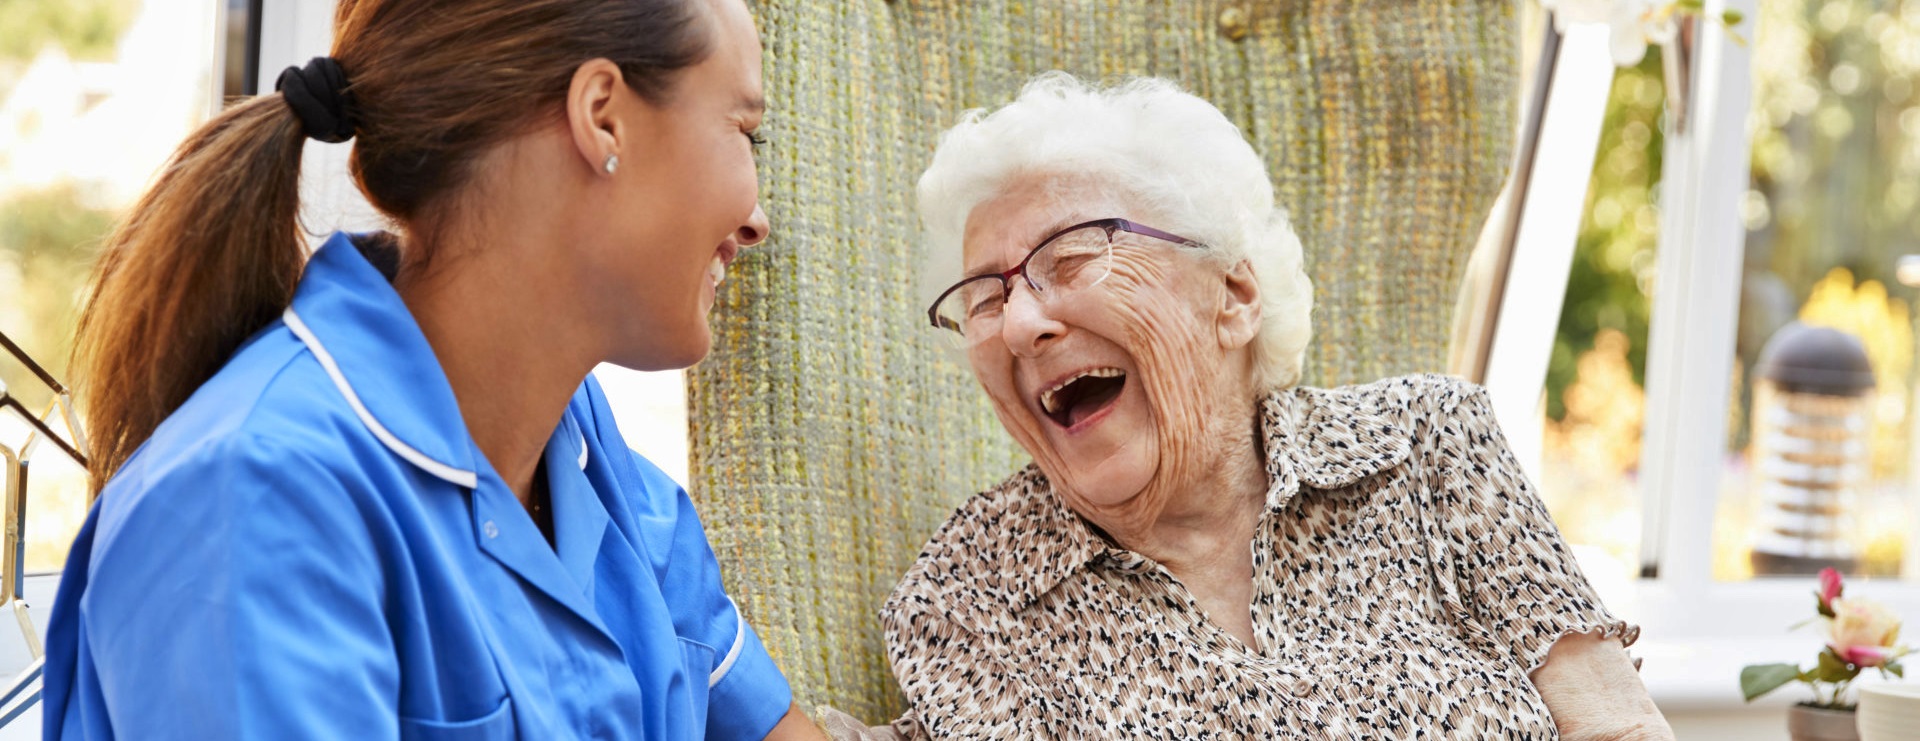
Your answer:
[1424,383,1639,674]
[624,450,793,741]
[48,437,400,739]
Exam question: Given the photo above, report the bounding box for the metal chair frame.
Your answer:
[0,330,89,728]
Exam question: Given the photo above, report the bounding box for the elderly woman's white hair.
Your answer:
[916,72,1315,390]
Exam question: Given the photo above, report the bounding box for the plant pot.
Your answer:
[1789,704,1860,741]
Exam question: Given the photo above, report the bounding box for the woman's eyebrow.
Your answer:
[960,216,1084,279]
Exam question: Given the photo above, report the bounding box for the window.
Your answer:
[1487,0,1920,715]
[1,0,222,572]
[1712,0,1920,582]
[1536,39,1668,593]
[1513,1,1920,594]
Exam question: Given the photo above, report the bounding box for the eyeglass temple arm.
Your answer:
[1113,219,1206,249]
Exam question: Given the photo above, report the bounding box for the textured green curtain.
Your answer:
[689,0,1519,720]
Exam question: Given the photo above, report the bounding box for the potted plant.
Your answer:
[1741,568,1912,741]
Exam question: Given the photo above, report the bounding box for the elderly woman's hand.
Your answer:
[1530,632,1675,741]
[814,707,911,741]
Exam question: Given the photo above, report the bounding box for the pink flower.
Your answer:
[1819,567,1844,612]
[1832,645,1892,668]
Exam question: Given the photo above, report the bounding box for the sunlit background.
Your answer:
[1537,0,1920,585]
[1,0,206,573]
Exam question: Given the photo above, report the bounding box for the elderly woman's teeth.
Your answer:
[1039,367,1126,417]
[708,256,727,287]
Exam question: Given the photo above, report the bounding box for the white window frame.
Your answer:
[1634,0,1920,628]
[1479,0,1920,711]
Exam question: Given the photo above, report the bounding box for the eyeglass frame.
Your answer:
[926,217,1209,335]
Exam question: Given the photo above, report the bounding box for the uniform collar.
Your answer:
[962,385,1414,622]
[288,233,618,633]
[281,232,479,488]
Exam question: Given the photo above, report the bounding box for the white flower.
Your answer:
[1828,597,1903,668]
[1540,0,1679,67]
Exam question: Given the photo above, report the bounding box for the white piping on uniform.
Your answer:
[576,431,589,470]
[709,595,748,688]
[284,308,480,490]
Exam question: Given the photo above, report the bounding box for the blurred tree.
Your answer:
[0,0,141,65]
[1546,51,1666,422]
[0,185,112,409]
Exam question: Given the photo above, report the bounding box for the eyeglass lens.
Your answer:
[934,224,1115,340]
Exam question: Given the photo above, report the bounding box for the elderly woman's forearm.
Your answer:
[1532,632,1675,741]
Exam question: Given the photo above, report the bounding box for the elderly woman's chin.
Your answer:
[1012,381,1160,511]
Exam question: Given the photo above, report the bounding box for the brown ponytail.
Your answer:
[73,97,307,488]
[73,0,712,490]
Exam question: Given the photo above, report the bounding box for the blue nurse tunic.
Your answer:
[40,232,793,739]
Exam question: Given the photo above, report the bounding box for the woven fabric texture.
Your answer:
[689,0,1519,720]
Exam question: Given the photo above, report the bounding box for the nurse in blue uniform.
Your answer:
[41,0,825,738]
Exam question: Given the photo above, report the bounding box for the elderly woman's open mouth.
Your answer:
[1038,367,1127,429]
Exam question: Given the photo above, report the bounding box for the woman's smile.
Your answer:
[1035,366,1128,431]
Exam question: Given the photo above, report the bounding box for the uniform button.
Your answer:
[1291,680,1313,698]
[483,520,500,539]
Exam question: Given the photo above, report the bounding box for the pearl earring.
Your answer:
[603,154,619,175]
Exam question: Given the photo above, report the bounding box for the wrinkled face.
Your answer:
[601,0,769,370]
[960,176,1259,531]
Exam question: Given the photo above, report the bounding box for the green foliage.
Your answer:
[1545,52,1666,422]
[1812,648,1864,684]
[0,185,114,408]
[1741,662,1802,701]
[0,0,140,64]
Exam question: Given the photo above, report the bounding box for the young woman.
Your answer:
[41,0,823,738]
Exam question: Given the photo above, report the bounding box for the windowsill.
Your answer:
[1625,580,1920,712]
[1639,636,1809,712]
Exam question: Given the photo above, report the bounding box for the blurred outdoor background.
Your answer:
[1537,0,1920,584]
[1,0,197,573]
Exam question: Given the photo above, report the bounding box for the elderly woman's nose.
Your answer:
[999,284,1065,355]
[735,204,770,247]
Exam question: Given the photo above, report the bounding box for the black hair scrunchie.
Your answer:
[276,57,357,143]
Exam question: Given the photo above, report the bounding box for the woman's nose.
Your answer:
[998,283,1064,356]
[736,204,770,247]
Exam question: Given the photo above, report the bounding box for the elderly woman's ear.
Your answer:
[1214,258,1264,351]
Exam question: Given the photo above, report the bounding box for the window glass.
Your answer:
[1,0,219,571]
[1717,0,1919,581]
[1537,37,1667,589]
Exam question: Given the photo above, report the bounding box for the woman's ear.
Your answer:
[565,59,628,176]
[1217,259,1262,350]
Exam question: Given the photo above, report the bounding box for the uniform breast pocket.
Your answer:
[678,637,716,730]
[400,696,515,741]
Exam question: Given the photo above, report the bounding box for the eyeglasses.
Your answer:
[926,217,1207,345]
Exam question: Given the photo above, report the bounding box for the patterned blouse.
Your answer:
[880,374,1635,739]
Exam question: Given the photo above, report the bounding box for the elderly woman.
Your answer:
[875,74,1672,739]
